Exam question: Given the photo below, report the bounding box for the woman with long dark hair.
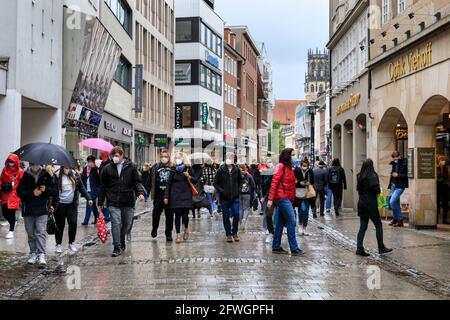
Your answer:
[294,158,315,236]
[267,148,303,256]
[356,159,392,256]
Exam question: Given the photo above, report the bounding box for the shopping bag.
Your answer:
[377,193,387,209]
[96,214,108,244]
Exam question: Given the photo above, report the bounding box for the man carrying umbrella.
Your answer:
[98,146,145,257]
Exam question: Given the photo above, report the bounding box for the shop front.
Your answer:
[371,28,450,228]
[98,112,133,158]
[331,71,369,210]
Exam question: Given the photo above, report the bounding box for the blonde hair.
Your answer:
[143,163,151,171]
[172,152,191,167]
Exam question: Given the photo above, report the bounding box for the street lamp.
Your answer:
[307,102,319,165]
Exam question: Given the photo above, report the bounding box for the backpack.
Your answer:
[240,174,251,194]
[329,167,341,185]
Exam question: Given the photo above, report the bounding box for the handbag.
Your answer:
[296,188,307,199]
[46,211,58,235]
[306,185,316,199]
[188,179,199,196]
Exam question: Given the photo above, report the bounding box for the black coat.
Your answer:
[17,169,58,217]
[55,171,91,208]
[328,166,347,189]
[294,167,314,207]
[248,165,262,190]
[98,159,145,208]
[81,167,101,197]
[164,167,196,209]
[357,172,381,218]
[388,158,408,189]
[141,170,151,192]
[261,168,274,198]
[214,164,243,202]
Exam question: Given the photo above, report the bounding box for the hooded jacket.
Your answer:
[214,164,243,202]
[0,154,24,210]
[98,159,145,208]
[268,163,296,202]
[17,167,58,217]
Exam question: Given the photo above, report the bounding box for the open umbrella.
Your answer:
[79,138,113,152]
[188,152,212,162]
[14,143,77,168]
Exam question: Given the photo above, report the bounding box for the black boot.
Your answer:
[379,247,393,254]
[335,208,340,216]
[356,248,370,257]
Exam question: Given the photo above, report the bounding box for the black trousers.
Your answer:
[55,203,78,245]
[330,185,343,211]
[357,214,384,250]
[315,188,326,215]
[1,205,16,232]
[174,208,189,234]
[152,196,174,237]
[265,206,274,234]
[437,182,449,223]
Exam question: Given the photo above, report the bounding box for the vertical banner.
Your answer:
[135,64,143,113]
[63,17,122,136]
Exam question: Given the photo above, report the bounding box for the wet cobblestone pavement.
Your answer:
[1,205,449,300]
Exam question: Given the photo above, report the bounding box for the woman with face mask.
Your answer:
[54,166,92,254]
[238,164,257,231]
[164,152,196,243]
[437,155,450,225]
[0,154,24,239]
[260,158,275,243]
[294,159,315,236]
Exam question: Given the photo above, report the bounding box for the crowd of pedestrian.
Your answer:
[9,144,450,265]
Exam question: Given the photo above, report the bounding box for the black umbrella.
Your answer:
[14,143,77,168]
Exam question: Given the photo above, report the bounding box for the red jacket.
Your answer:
[0,154,24,210]
[268,163,296,202]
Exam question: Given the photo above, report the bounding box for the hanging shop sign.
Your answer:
[417,148,435,179]
[336,93,361,115]
[201,103,209,125]
[388,42,432,82]
[155,134,169,148]
[395,128,408,140]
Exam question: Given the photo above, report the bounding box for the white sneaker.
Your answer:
[265,234,273,244]
[55,244,63,253]
[303,228,312,236]
[5,231,14,239]
[69,244,78,253]
[38,254,46,266]
[27,253,38,265]
[298,225,304,236]
[0,221,8,227]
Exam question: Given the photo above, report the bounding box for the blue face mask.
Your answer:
[176,164,185,173]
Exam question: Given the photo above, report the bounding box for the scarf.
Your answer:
[176,164,186,173]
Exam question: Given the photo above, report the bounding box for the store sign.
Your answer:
[122,128,133,137]
[388,42,432,82]
[417,148,435,179]
[336,93,361,115]
[175,105,183,129]
[407,148,414,179]
[135,64,143,113]
[205,51,220,69]
[104,121,117,132]
[155,134,169,148]
[201,103,209,125]
[395,128,408,140]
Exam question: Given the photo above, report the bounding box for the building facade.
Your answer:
[0,0,64,165]
[134,0,175,168]
[228,26,260,164]
[174,0,224,160]
[368,0,450,228]
[328,0,370,209]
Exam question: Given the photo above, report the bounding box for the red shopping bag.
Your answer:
[96,213,108,244]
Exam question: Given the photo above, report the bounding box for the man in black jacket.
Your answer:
[214,155,242,242]
[98,147,145,257]
[328,158,347,216]
[388,151,408,227]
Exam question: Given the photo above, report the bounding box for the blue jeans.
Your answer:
[83,192,98,224]
[325,187,332,210]
[109,206,134,249]
[221,198,240,236]
[298,200,310,227]
[273,198,299,251]
[206,192,217,215]
[390,184,405,221]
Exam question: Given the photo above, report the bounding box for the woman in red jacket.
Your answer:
[267,148,304,256]
[0,154,24,239]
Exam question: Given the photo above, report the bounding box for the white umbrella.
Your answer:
[189,152,212,162]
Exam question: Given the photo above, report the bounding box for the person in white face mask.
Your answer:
[150,150,175,242]
[293,159,315,236]
[98,146,145,257]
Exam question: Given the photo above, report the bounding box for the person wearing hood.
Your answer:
[0,154,24,239]
[54,166,92,254]
[164,152,196,243]
[17,163,58,266]
[150,150,174,242]
[387,151,408,227]
[98,147,145,257]
[214,154,243,243]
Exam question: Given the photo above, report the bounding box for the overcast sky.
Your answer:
[215,0,329,100]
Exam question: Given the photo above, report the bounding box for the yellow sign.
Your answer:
[395,128,408,140]
[389,42,432,82]
[336,93,361,115]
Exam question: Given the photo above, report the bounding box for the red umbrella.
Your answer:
[79,138,113,152]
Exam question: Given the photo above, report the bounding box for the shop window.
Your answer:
[175,63,192,84]
[115,56,132,92]
[176,20,192,42]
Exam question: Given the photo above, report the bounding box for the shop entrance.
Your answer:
[412,95,450,227]
[342,119,354,208]
[332,124,342,162]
